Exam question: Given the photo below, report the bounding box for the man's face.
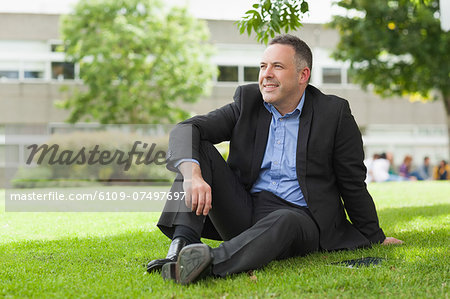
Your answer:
[259,44,305,108]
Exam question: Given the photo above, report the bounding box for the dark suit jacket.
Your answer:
[167,84,386,251]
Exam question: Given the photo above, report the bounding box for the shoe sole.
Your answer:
[176,244,213,285]
[161,262,176,281]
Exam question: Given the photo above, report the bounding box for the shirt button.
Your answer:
[277,140,281,144]
[272,181,276,185]
[273,161,278,165]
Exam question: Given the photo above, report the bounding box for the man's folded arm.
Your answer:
[166,86,243,172]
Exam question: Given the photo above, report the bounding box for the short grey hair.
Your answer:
[269,34,313,72]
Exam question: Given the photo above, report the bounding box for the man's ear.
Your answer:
[298,67,311,84]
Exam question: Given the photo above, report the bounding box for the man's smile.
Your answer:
[263,82,279,91]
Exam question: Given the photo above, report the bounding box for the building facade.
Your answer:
[0,12,448,176]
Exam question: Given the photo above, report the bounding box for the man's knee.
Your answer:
[267,209,319,256]
[266,209,301,228]
[267,209,317,236]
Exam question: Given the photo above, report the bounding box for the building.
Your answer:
[0,11,448,181]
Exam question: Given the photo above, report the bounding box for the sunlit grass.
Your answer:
[1,181,449,298]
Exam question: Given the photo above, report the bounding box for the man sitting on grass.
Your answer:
[147,34,403,284]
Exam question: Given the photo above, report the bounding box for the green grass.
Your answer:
[1,182,449,298]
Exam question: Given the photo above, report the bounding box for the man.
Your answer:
[147,34,402,284]
[412,156,431,180]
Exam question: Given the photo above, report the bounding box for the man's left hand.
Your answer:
[382,237,404,245]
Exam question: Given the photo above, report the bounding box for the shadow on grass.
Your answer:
[1,204,448,297]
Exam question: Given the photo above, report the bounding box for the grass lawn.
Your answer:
[1,182,449,298]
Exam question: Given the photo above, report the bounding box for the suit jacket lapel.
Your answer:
[250,103,271,185]
[297,88,313,201]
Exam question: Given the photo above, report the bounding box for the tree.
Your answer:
[58,0,215,124]
[331,0,450,158]
[237,0,309,44]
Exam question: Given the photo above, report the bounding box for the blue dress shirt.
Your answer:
[250,92,306,207]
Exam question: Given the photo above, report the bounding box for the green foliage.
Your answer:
[237,0,309,44]
[11,167,54,188]
[330,0,450,106]
[59,0,216,124]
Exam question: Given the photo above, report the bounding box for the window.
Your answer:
[51,62,75,80]
[322,68,342,84]
[51,44,66,53]
[243,66,259,82]
[0,70,19,79]
[217,66,238,82]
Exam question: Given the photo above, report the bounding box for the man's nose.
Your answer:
[261,66,274,78]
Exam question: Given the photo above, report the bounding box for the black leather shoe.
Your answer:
[147,238,187,273]
[172,244,214,285]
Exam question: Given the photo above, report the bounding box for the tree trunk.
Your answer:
[443,93,450,161]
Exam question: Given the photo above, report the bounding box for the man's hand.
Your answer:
[179,162,212,216]
[382,237,404,245]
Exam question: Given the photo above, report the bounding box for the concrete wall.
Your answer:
[0,13,60,40]
[0,82,75,124]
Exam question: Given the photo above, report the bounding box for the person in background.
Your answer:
[386,152,397,175]
[364,153,380,183]
[372,153,390,182]
[433,160,450,180]
[398,155,416,180]
[411,156,432,181]
[372,153,403,182]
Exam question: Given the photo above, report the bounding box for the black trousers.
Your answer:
[157,141,320,277]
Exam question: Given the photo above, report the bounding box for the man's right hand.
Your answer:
[179,162,212,216]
